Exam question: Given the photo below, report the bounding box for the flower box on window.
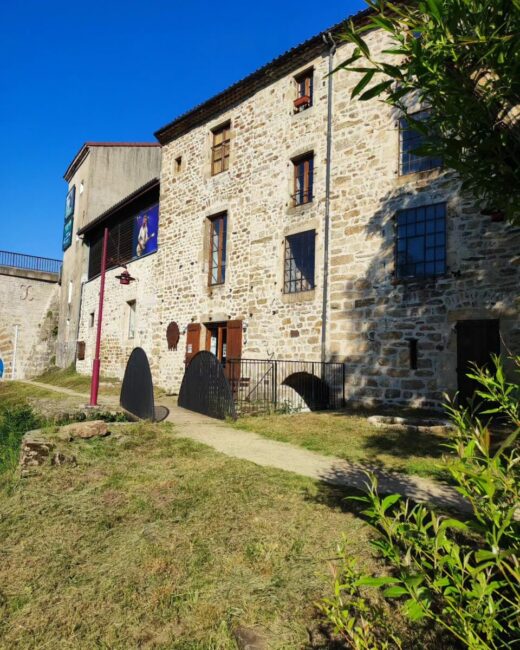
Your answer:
[294,95,311,109]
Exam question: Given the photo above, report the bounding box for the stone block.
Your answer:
[58,420,109,441]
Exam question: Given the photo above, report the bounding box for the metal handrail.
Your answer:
[230,358,275,403]
[0,250,62,275]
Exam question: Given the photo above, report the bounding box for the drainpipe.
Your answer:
[321,32,337,362]
[74,278,86,364]
[12,324,19,380]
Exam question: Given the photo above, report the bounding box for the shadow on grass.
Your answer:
[361,426,448,460]
[304,464,470,518]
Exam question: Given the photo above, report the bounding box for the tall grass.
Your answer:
[0,404,40,488]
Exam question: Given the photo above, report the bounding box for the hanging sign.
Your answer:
[65,185,75,219]
[62,217,73,251]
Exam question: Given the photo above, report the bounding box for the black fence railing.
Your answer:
[0,250,62,275]
[226,358,345,416]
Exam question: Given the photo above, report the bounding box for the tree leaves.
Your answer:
[334,0,520,224]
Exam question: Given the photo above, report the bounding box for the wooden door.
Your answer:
[185,323,201,366]
[456,319,500,404]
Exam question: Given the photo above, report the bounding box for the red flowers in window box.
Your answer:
[294,95,311,109]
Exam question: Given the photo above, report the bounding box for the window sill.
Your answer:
[281,288,316,304]
[292,104,314,117]
[394,166,443,187]
[207,281,226,296]
[391,273,449,287]
[286,200,314,216]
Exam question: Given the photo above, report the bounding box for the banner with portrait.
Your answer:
[133,203,159,259]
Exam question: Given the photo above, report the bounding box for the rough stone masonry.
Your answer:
[75,22,520,409]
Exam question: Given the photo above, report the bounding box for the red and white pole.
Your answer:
[89,227,109,406]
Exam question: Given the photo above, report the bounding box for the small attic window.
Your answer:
[294,69,313,112]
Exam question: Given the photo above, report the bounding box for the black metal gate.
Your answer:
[179,353,345,419]
[178,351,237,420]
[226,358,345,416]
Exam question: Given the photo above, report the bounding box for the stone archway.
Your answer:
[281,371,330,411]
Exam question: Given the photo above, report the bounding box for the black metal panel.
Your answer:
[120,347,156,420]
[226,358,345,416]
[178,351,237,420]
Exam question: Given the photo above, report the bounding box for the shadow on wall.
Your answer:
[325,171,520,410]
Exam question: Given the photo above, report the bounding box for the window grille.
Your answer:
[284,230,316,293]
[395,203,446,279]
[399,110,442,175]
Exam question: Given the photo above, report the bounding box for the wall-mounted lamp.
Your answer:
[115,269,136,285]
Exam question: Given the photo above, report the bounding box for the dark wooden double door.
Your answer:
[456,319,500,404]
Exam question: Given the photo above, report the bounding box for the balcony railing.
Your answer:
[0,250,62,275]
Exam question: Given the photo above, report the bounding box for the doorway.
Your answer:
[456,319,500,404]
[205,322,228,365]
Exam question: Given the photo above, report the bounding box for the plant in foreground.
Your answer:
[321,356,519,649]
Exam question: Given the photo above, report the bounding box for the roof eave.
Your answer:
[154,8,372,145]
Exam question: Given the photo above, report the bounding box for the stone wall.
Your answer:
[57,145,161,368]
[75,27,520,408]
[75,253,160,380]
[0,267,59,380]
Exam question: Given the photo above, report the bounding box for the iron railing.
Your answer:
[0,250,62,275]
[226,358,345,416]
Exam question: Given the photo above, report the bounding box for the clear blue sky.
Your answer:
[0,0,364,259]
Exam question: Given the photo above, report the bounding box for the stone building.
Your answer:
[57,142,161,367]
[75,11,520,409]
[0,252,61,380]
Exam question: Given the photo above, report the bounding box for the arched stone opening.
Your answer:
[281,371,330,411]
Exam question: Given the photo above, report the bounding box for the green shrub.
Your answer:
[321,356,520,649]
[0,404,41,480]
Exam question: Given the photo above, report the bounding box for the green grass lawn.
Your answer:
[35,365,121,396]
[0,418,377,648]
[234,411,455,481]
[0,379,63,406]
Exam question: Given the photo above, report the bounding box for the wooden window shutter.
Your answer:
[225,320,242,385]
[185,323,201,365]
[226,320,242,361]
